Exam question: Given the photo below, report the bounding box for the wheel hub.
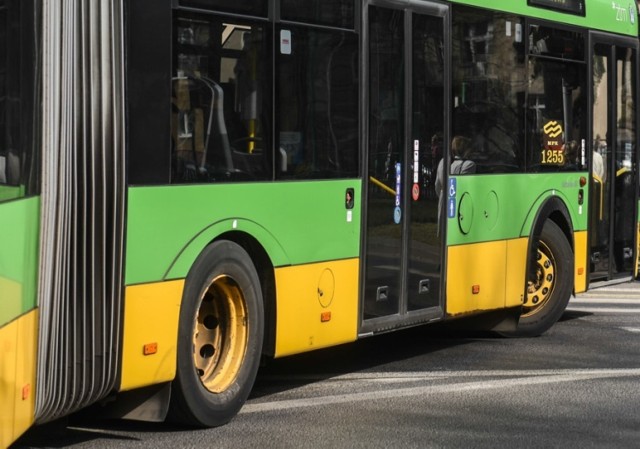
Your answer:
[523,241,555,317]
[193,275,248,394]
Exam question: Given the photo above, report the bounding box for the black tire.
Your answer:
[169,240,264,427]
[510,220,573,337]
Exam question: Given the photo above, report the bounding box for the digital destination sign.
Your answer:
[528,0,586,16]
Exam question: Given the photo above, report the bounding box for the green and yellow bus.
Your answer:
[1,0,638,446]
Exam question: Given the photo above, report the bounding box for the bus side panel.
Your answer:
[0,310,37,449]
[447,174,588,247]
[574,230,588,293]
[506,238,528,308]
[0,197,39,327]
[446,240,507,316]
[0,198,39,446]
[163,218,289,282]
[125,181,361,286]
[274,258,359,357]
[119,280,184,391]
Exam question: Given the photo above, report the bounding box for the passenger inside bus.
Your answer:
[435,136,476,234]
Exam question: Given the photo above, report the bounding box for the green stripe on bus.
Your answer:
[0,196,39,327]
[125,180,362,285]
[446,172,589,246]
[451,0,638,37]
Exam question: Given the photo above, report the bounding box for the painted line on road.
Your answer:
[242,368,640,414]
[565,307,640,314]
[256,368,640,382]
[571,298,640,305]
[571,292,640,303]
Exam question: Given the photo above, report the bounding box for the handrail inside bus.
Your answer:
[369,176,396,197]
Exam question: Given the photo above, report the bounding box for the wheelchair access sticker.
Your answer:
[448,178,456,219]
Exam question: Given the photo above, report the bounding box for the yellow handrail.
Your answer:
[368,176,396,197]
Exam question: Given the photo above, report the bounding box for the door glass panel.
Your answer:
[591,43,611,278]
[365,6,404,318]
[590,43,637,281]
[613,46,636,274]
[407,13,444,311]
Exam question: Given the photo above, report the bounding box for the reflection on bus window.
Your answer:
[368,7,403,189]
[451,6,525,173]
[172,17,271,183]
[280,0,355,29]
[276,26,358,179]
[177,0,267,18]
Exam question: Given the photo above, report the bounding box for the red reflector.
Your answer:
[143,343,158,355]
[472,285,480,294]
[22,384,30,400]
[578,267,584,275]
[320,311,332,322]
[579,176,587,187]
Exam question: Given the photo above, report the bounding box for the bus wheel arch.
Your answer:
[512,198,574,337]
[217,231,276,357]
[168,239,265,427]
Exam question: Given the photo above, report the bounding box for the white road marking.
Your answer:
[571,298,640,305]
[242,368,640,414]
[565,307,640,314]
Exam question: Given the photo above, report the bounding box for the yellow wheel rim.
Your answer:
[193,275,248,394]
[523,241,556,318]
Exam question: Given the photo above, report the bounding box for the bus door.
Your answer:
[363,2,447,329]
[590,38,638,282]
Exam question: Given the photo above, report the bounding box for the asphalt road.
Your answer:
[14,281,640,449]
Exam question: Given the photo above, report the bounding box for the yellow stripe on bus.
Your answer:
[119,280,184,391]
[0,309,37,449]
[447,238,528,315]
[574,230,587,293]
[274,258,359,358]
[0,276,23,327]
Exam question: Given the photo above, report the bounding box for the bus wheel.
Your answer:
[513,220,573,337]
[169,240,264,427]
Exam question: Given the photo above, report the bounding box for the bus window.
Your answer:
[276,26,358,179]
[177,0,267,18]
[280,0,355,29]
[172,16,272,183]
[451,6,525,174]
[526,25,587,172]
[0,0,39,201]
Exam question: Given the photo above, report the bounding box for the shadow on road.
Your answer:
[559,310,592,322]
[251,325,500,399]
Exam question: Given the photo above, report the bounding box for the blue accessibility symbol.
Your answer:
[394,206,402,224]
[449,178,457,198]
[448,198,456,219]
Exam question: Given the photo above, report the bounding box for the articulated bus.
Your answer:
[1,0,639,446]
